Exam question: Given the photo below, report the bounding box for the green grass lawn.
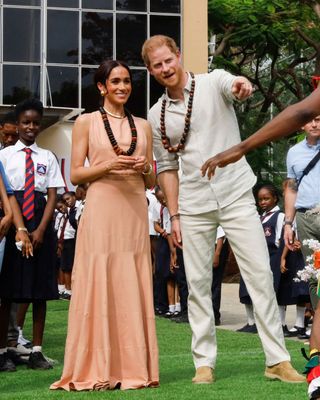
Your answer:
[0,300,308,399]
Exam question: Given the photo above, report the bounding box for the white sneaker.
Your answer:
[8,343,31,355]
[18,334,31,346]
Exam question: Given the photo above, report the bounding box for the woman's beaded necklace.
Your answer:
[160,72,195,153]
[99,106,137,156]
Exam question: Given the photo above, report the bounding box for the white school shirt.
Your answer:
[57,212,76,240]
[0,140,65,192]
[152,204,171,234]
[146,189,158,236]
[148,69,256,215]
[260,205,284,248]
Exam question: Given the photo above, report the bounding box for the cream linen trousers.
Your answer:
[180,189,290,368]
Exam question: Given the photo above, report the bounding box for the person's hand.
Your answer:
[57,242,63,258]
[280,258,288,274]
[170,249,177,272]
[133,156,149,173]
[15,230,33,258]
[105,155,136,172]
[284,225,295,251]
[232,77,253,100]
[201,146,244,179]
[171,219,182,249]
[160,230,168,238]
[293,240,301,251]
[30,228,45,250]
[213,253,220,268]
[0,215,13,241]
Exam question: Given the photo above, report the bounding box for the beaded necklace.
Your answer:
[160,72,195,153]
[99,106,137,156]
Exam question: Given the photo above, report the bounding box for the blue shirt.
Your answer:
[0,161,13,195]
[286,138,320,209]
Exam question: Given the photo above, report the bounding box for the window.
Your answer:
[0,1,182,117]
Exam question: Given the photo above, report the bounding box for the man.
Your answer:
[0,112,19,149]
[142,35,303,384]
[284,117,320,309]
[201,86,320,398]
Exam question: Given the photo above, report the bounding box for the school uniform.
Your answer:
[277,223,309,306]
[57,209,77,273]
[0,140,65,301]
[153,204,172,313]
[239,206,284,304]
[0,160,13,273]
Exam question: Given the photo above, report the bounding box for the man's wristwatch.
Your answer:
[284,220,293,226]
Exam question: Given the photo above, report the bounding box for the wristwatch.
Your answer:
[284,220,293,226]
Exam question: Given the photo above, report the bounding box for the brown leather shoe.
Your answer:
[192,366,214,384]
[264,361,305,383]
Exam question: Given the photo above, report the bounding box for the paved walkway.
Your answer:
[218,283,298,332]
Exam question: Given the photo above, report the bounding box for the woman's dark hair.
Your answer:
[258,183,281,204]
[94,60,132,88]
[15,98,44,120]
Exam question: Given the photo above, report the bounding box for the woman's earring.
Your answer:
[100,90,106,97]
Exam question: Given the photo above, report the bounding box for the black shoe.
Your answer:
[28,352,52,370]
[61,292,71,300]
[298,331,310,340]
[286,326,305,337]
[282,325,291,337]
[236,323,257,333]
[172,313,189,323]
[0,353,16,372]
[7,349,29,366]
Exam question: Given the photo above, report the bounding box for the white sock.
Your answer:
[0,348,7,355]
[58,284,65,293]
[245,304,255,325]
[278,305,286,326]
[169,304,175,313]
[32,346,42,353]
[64,289,72,295]
[295,305,306,328]
[175,302,181,312]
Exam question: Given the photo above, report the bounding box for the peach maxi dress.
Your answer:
[51,111,159,391]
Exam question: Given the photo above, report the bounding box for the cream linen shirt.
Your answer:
[148,69,257,215]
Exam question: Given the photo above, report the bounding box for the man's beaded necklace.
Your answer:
[160,72,195,153]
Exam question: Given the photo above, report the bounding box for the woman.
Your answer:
[0,98,64,371]
[51,60,159,391]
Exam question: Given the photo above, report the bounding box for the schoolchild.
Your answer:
[0,98,65,370]
[153,189,175,316]
[278,225,310,339]
[55,198,67,297]
[238,184,284,333]
[75,184,88,224]
[58,192,77,300]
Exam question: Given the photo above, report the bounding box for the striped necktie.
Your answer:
[22,148,35,220]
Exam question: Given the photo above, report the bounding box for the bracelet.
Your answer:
[142,163,153,176]
[284,220,293,226]
[17,227,28,232]
[170,213,180,222]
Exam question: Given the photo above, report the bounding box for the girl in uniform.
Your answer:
[0,98,65,370]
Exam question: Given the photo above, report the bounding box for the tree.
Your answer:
[208,0,320,185]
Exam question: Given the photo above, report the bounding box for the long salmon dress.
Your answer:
[51,111,159,391]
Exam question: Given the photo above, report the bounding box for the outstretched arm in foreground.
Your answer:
[201,86,320,179]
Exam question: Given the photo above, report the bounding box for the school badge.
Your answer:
[264,226,272,237]
[37,163,47,175]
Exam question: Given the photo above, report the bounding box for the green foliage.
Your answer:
[208,0,320,188]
